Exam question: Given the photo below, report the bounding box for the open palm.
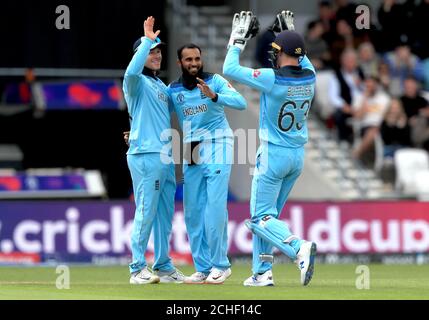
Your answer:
[144,16,160,41]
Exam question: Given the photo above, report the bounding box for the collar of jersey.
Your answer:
[279,65,302,71]
[142,67,158,79]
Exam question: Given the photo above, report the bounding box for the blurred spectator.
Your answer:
[410,112,429,153]
[423,58,429,91]
[254,25,275,68]
[378,61,393,94]
[351,76,390,159]
[377,0,404,52]
[317,0,336,44]
[400,76,429,120]
[305,20,331,70]
[383,43,425,97]
[333,0,357,27]
[329,49,364,143]
[400,0,421,55]
[414,0,429,58]
[358,42,380,78]
[399,76,429,152]
[380,98,412,158]
[329,19,365,68]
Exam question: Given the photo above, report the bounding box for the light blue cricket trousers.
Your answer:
[127,152,176,274]
[250,143,305,275]
[183,138,232,274]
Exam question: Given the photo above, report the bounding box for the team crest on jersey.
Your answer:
[253,70,261,78]
[176,93,185,104]
[158,92,168,103]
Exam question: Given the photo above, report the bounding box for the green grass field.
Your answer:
[0,263,428,300]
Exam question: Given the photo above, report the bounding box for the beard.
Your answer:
[181,65,204,89]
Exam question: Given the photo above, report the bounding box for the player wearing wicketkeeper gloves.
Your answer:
[223,11,317,287]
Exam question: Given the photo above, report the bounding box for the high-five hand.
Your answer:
[144,16,161,41]
[227,11,260,51]
[271,10,295,35]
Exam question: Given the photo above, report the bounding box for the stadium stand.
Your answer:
[0,0,428,201]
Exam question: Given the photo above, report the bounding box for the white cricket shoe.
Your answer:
[205,268,232,284]
[295,241,317,286]
[184,271,209,284]
[243,270,274,287]
[129,267,160,284]
[155,268,186,283]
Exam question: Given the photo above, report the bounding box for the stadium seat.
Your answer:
[394,148,429,196]
[415,170,429,201]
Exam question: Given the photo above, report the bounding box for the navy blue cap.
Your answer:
[133,37,165,52]
[272,30,306,57]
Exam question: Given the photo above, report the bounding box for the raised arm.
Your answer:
[299,55,316,74]
[124,16,160,95]
[223,11,275,92]
[196,76,247,110]
[223,46,275,93]
[213,74,247,110]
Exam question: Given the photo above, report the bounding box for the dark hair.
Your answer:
[177,43,202,60]
[404,75,418,83]
[365,75,380,83]
[319,0,332,8]
[307,20,322,31]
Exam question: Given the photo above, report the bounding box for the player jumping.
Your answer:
[223,10,317,287]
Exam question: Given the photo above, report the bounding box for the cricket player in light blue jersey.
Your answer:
[167,44,247,284]
[124,16,185,285]
[223,11,317,286]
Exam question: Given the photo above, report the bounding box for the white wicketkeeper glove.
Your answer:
[228,11,260,51]
[270,10,295,35]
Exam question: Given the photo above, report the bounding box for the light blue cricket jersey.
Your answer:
[223,46,316,148]
[123,37,171,155]
[167,72,246,143]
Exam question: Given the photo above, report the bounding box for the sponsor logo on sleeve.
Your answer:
[253,70,261,78]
